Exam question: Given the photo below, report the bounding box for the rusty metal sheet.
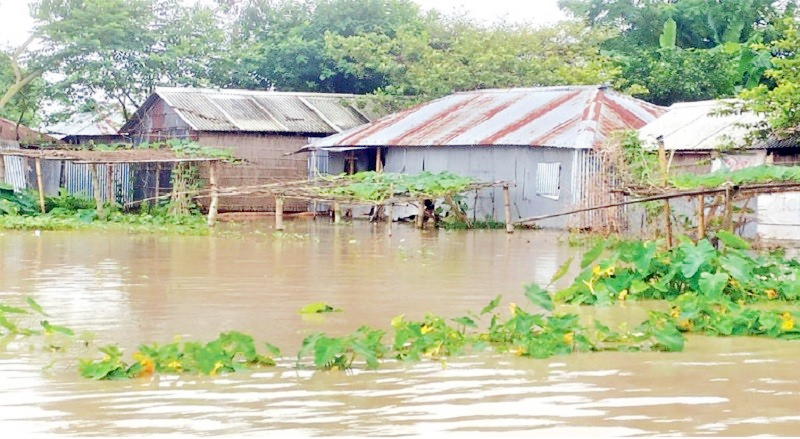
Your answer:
[313,86,665,149]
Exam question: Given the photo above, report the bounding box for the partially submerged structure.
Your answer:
[637,100,800,243]
[120,87,384,212]
[304,86,665,229]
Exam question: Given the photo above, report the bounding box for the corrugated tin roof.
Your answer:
[119,87,375,134]
[44,112,123,139]
[638,99,765,151]
[308,86,665,149]
[0,118,60,144]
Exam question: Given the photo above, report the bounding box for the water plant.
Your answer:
[78,331,281,380]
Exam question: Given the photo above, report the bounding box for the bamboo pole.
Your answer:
[416,199,425,229]
[275,196,285,230]
[90,163,104,219]
[207,161,219,227]
[444,194,471,228]
[502,184,513,233]
[0,155,5,183]
[723,184,734,232]
[106,164,114,206]
[334,201,341,224]
[657,136,672,248]
[34,157,46,214]
[697,195,705,241]
[386,203,393,237]
[154,162,161,203]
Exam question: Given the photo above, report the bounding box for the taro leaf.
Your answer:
[698,272,729,299]
[0,304,28,314]
[550,256,574,285]
[680,240,716,278]
[480,295,502,315]
[581,241,606,269]
[716,230,750,250]
[452,316,477,329]
[314,336,345,369]
[524,284,554,312]
[629,241,658,273]
[262,342,282,359]
[41,320,75,336]
[26,297,50,316]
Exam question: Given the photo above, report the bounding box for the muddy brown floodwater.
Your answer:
[1,220,800,437]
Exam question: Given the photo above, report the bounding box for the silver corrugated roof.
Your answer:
[44,112,123,139]
[308,86,665,150]
[120,87,375,134]
[638,100,765,151]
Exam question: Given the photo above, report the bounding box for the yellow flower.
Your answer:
[562,332,574,345]
[592,265,602,276]
[420,324,433,335]
[765,289,778,300]
[605,266,615,277]
[167,361,182,370]
[509,345,525,356]
[210,361,225,375]
[670,307,681,319]
[617,289,628,301]
[781,313,795,331]
[677,319,693,330]
[509,303,518,316]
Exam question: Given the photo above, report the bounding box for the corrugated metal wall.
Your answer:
[64,162,134,204]
[381,146,584,228]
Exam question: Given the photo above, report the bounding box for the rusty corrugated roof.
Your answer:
[0,118,60,145]
[638,99,765,151]
[309,86,665,149]
[119,87,376,134]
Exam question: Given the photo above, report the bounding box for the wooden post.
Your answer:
[416,199,425,229]
[386,203,393,237]
[663,199,673,248]
[375,148,383,173]
[275,196,285,230]
[207,161,219,227]
[334,201,341,224]
[502,184,513,233]
[0,155,5,183]
[90,163,104,219]
[35,157,46,214]
[154,162,161,203]
[444,194,471,228]
[697,195,705,241]
[105,164,114,206]
[723,184,734,232]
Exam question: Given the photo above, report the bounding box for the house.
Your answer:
[0,118,63,193]
[119,87,384,212]
[638,99,800,242]
[304,86,665,229]
[44,111,124,146]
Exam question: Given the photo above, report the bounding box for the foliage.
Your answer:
[669,165,800,189]
[0,184,40,216]
[299,302,342,313]
[738,19,800,134]
[79,331,280,379]
[556,236,800,306]
[298,326,387,370]
[312,171,475,203]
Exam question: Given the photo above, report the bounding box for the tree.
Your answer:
[31,0,227,120]
[739,18,800,135]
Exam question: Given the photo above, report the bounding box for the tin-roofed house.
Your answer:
[44,112,124,146]
[305,86,665,229]
[120,87,383,212]
[638,99,800,242]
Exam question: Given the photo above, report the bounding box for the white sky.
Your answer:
[0,0,567,48]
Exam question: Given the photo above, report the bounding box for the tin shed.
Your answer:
[638,99,800,242]
[120,87,382,212]
[306,86,665,229]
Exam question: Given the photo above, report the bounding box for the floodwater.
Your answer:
[1,220,800,438]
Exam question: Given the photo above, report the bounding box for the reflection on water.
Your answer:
[1,220,800,437]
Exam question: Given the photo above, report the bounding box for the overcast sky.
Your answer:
[0,0,568,48]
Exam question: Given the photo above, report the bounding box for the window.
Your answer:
[536,162,561,200]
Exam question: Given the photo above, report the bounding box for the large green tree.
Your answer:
[559,0,798,105]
